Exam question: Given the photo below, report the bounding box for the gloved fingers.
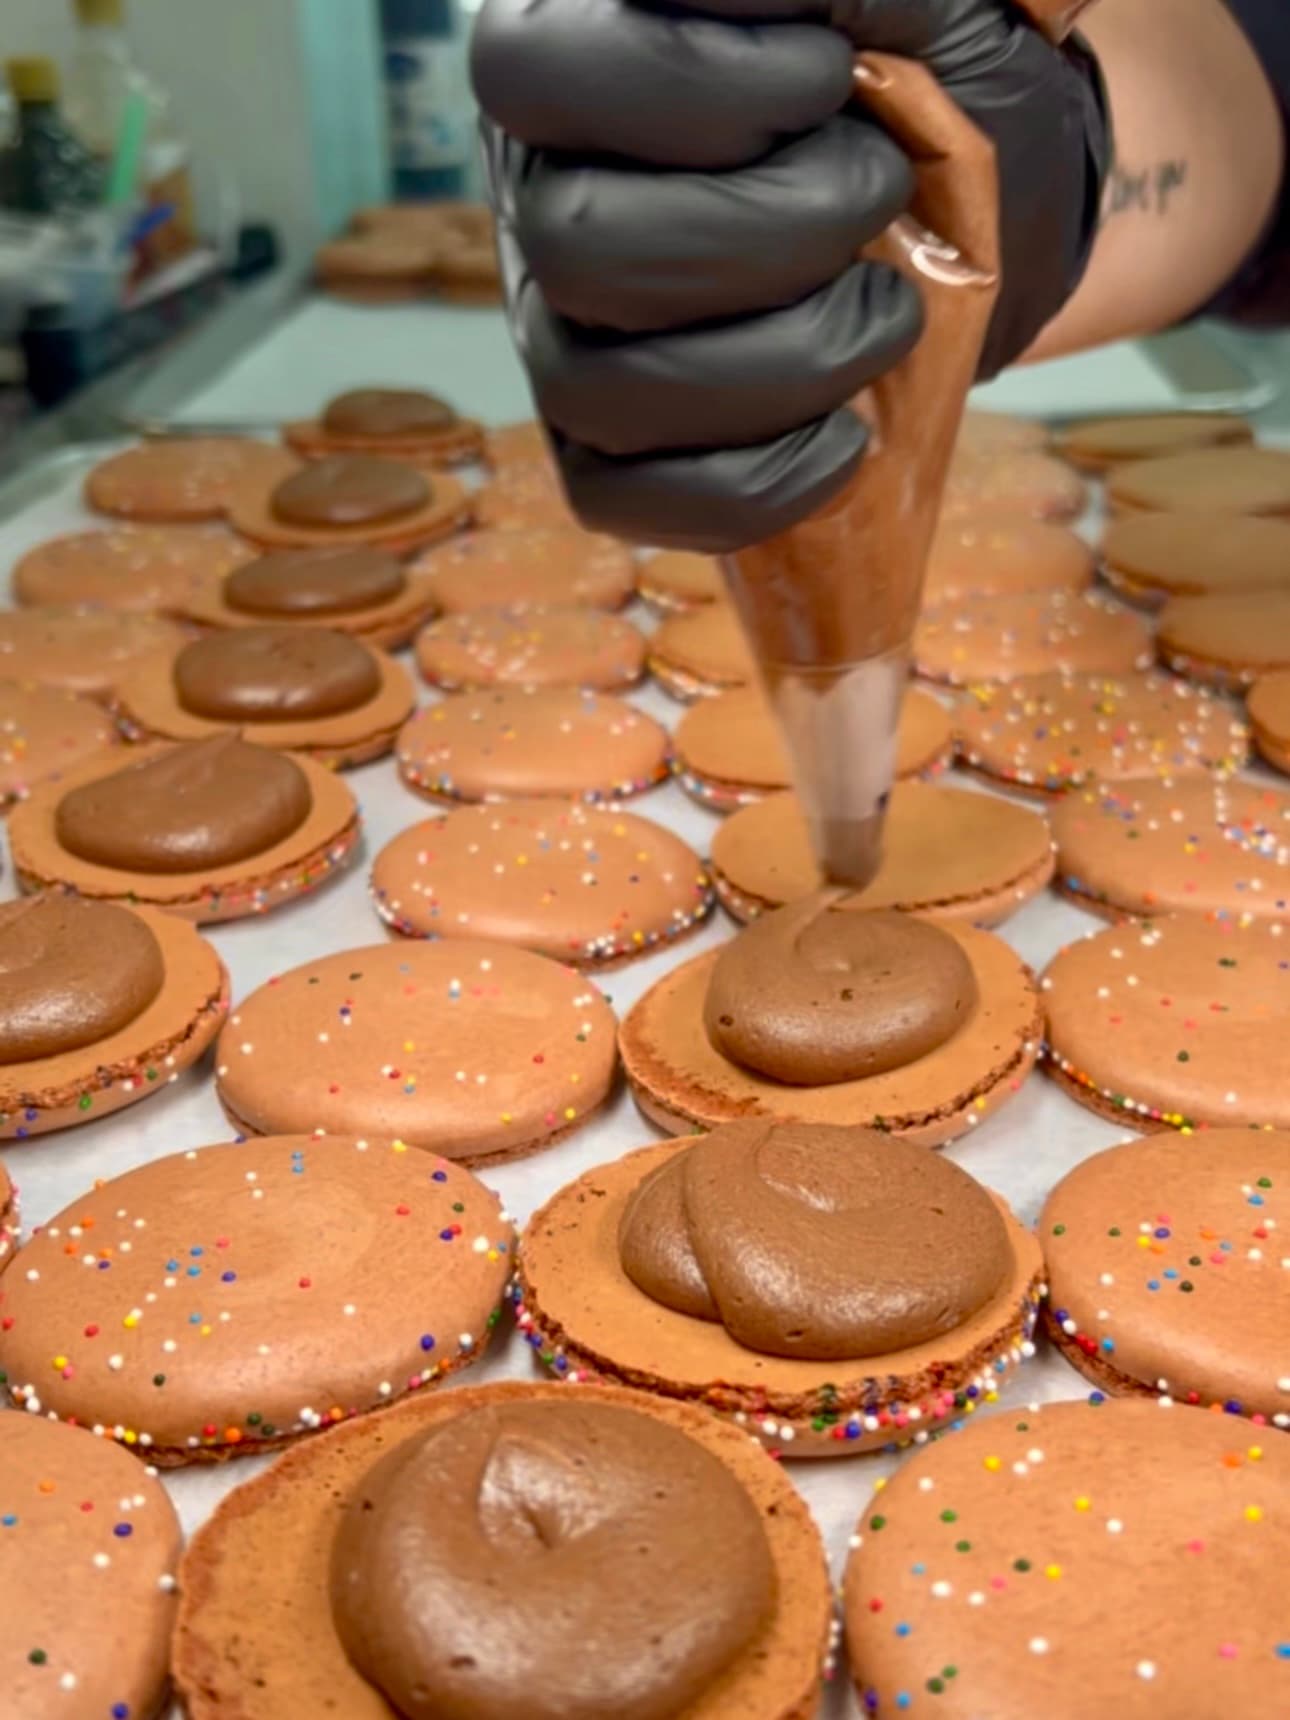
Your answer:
[510,114,914,334]
[471,0,854,169]
[555,411,868,553]
[518,262,923,456]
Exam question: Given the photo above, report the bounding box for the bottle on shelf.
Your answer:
[379,0,476,201]
[0,58,102,215]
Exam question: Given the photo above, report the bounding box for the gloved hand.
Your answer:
[472,0,1109,552]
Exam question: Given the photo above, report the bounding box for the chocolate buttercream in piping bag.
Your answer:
[725,1,1077,887]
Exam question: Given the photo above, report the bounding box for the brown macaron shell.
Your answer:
[517,1131,1043,1455]
[636,551,726,612]
[955,410,1049,455]
[0,1136,513,1462]
[410,525,635,613]
[955,671,1250,797]
[916,590,1154,686]
[283,390,485,467]
[215,939,617,1166]
[0,680,118,808]
[1039,1129,1290,1424]
[397,687,670,804]
[172,1379,832,1720]
[843,1398,1290,1719]
[1158,590,1290,688]
[370,798,713,965]
[414,606,646,692]
[710,783,1054,927]
[649,604,758,700]
[226,457,468,554]
[182,549,439,650]
[674,687,952,811]
[114,629,415,768]
[1053,775,1290,921]
[619,923,1042,1146]
[1247,670,1290,774]
[0,901,227,1140]
[941,449,1087,522]
[85,437,297,522]
[0,607,186,702]
[0,1416,181,1719]
[1042,912,1290,1130]
[1101,512,1290,609]
[923,514,1095,605]
[472,460,579,529]
[1108,446,1290,516]
[8,741,360,923]
[13,526,253,613]
[1058,411,1253,472]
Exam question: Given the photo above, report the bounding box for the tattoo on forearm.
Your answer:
[1103,157,1189,221]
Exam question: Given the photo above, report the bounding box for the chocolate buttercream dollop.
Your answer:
[225,547,408,617]
[270,455,429,527]
[330,1398,775,1720]
[55,734,312,873]
[322,387,459,438]
[173,626,380,720]
[0,895,165,1062]
[619,1120,1011,1360]
[705,896,978,1084]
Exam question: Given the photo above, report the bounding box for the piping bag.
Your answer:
[721,0,1086,888]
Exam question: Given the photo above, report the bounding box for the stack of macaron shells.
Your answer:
[282,386,485,466]
[709,781,1055,926]
[411,524,636,613]
[635,550,725,612]
[1100,512,1290,607]
[1039,1128,1290,1425]
[649,603,758,699]
[225,451,469,555]
[414,605,646,691]
[0,679,118,806]
[1057,410,1254,472]
[182,544,440,650]
[674,685,953,810]
[620,896,1043,1147]
[113,624,415,768]
[1052,775,1290,921]
[1107,444,1290,516]
[1157,590,1290,687]
[396,686,671,804]
[516,1121,1045,1454]
[955,670,1250,795]
[0,1159,17,1259]
[9,734,361,923]
[0,1135,513,1461]
[370,798,713,965]
[214,939,618,1166]
[1042,913,1290,1130]
[1247,670,1290,773]
[12,525,252,613]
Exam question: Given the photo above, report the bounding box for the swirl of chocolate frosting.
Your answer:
[225,547,408,617]
[322,388,458,438]
[0,896,165,1063]
[330,1399,775,1720]
[704,896,978,1084]
[619,1120,1011,1360]
[173,626,380,720]
[56,734,312,873]
[270,455,429,527]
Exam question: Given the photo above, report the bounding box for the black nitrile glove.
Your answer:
[472,0,1109,552]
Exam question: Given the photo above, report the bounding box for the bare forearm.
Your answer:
[1024,0,1284,361]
